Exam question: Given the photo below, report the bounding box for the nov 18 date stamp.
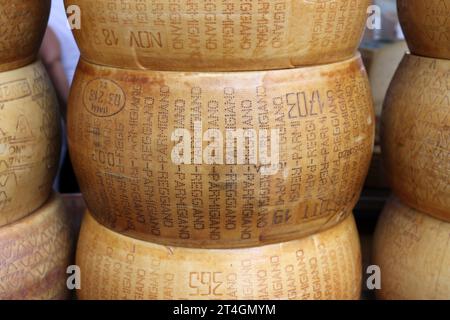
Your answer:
[172,304,276,318]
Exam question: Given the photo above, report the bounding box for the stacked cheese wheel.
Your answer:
[374,0,450,300]
[0,0,50,72]
[0,1,74,300]
[66,0,375,300]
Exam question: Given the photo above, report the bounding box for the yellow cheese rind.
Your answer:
[398,0,450,60]
[67,55,375,248]
[0,0,51,72]
[373,197,450,300]
[77,211,362,300]
[0,193,75,300]
[0,61,62,227]
[65,0,370,71]
[381,54,450,222]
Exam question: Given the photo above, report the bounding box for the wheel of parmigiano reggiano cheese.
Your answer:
[398,0,450,60]
[0,61,61,227]
[0,0,51,72]
[64,0,370,71]
[381,54,450,222]
[0,193,75,300]
[67,55,375,249]
[76,211,362,300]
[373,197,450,300]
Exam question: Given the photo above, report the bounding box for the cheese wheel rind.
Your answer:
[373,197,450,300]
[0,193,75,300]
[0,0,51,72]
[0,61,62,227]
[381,54,450,222]
[68,55,375,248]
[77,211,362,300]
[398,0,450,60]
[64,0,370,71]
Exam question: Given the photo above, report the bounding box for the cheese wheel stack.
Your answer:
[66,0,375,299]
[374,1,450,300]
[0,1,74,300]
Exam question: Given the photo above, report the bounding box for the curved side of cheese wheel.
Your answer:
[0,193,75,300]
[373,197,450,300]
[381,54,450,222]
[64,0,370,71]
[67,55,375,248]
[77,211,362,300]
[0,0,51,72]
[0,61,62,227]
[398,0,450,60]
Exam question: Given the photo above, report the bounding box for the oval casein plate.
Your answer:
[82,79,126,117]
